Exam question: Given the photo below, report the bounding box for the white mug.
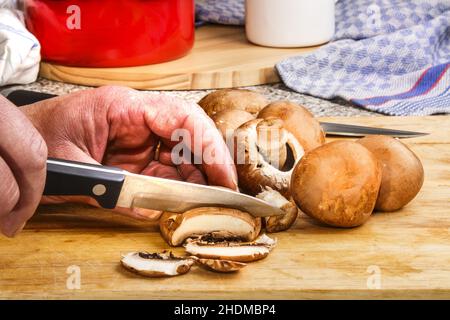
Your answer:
[245,0,336,48]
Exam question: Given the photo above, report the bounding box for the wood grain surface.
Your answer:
[39,25,319,90]
[0,116,449,299]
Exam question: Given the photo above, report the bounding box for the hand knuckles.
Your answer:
[95,85,135,102]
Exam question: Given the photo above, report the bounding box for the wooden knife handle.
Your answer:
[44,158,126,209]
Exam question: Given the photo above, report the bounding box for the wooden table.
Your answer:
[39,25,319,90]
[1,116,449,299]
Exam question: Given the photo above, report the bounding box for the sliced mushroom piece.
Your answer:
[184,234,277,263]
[258,101,325,152]
[194,257,247,273]
[199,89,268,117]
[159,207,261,247]
[121,251,194,277]
[234,118,305,196]
[256,187,299,233]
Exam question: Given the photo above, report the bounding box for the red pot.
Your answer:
[24,0,195,67]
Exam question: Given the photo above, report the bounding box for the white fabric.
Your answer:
[0,2,40,86]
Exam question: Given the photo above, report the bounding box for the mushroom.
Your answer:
[121,251,194,277]
[184,234,277,263]
[255,117,289,169]
[194,257,247,273]
[357,135,424,212]
[198,89,268,117]
[290,140,382,228]
[211,109,255,141]
[256,187,299,233]
[234,118,305,196]
[257,101,325,152]
[159,207,261,247]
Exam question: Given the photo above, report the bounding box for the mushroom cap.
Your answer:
[198,89,268,117]
[290,140,382,228]
[121,252,194,277]
[357,135,424,212]
[257,101,325,152]
[234,118,304,196]
[159,207,261,246]
[211,109,255,140]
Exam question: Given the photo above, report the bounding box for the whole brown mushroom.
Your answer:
[234,118,305,196]
[357,135,424,212]
[258,101,325,152]
[198,89,268,117]
[290,140,382,228]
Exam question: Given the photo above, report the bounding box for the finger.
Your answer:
[177,163,207,185]
[141,161,183,181]
[142,95,237,190]
[103,134,159,173]
[0,157,20,235]
[0,97,48,236]
[114,207,162,221]
[157,145,175,166]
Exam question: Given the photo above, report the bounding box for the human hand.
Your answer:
[0,96,48,237]
[22,86,237,220]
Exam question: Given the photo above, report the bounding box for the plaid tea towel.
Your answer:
[196,0,244,26]
[196,0,450,116]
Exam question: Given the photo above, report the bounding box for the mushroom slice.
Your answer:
[121,251,194,277]
[184,234,277,263]
[194,257,247,273]
[159,207,261,247]
[256,188,299,233]
[234,118,305,196]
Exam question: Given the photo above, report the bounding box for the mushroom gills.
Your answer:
[184,234,277,263]
[121,251,194,277]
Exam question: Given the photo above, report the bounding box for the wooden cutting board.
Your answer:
[39,25,320,90]
[1,116,449,299]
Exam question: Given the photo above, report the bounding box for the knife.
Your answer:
[2,89,428,138]
[320,122,428,138]
[44,158,285,217]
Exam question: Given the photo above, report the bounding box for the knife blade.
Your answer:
[319,121,428,138]
[1,89,429,137]
[44,158,285,217]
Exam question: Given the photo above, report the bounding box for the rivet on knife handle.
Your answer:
[44,158,126,209]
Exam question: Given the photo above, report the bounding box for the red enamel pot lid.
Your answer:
[24,0,195,68]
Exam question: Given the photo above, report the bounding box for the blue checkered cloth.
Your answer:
[196,0,450,116]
